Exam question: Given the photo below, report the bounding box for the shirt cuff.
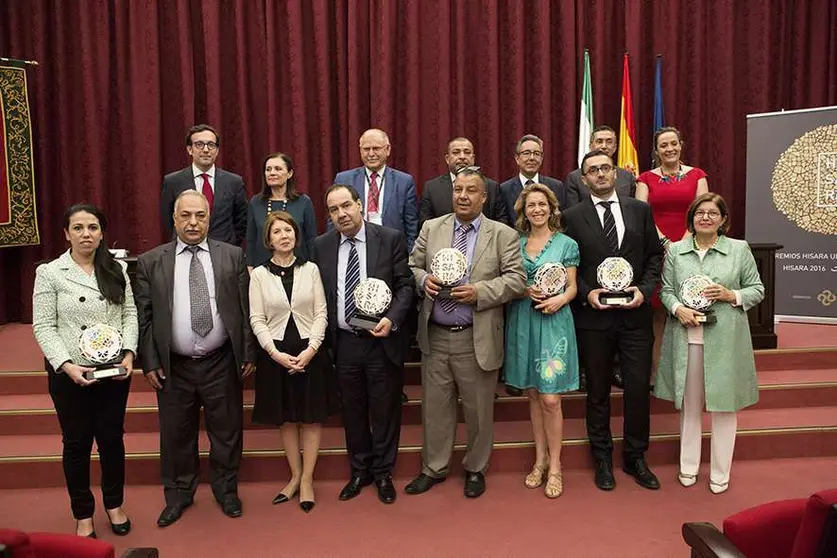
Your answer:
[732,290,742,307]
[671,302,682,317]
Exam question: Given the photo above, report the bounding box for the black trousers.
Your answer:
[335,330,403,480]
[48,365,131,519]
[577,323,653,462]
[158,345,242,506]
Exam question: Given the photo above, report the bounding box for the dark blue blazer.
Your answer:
[499,175,568,227]
[331,166,419,253]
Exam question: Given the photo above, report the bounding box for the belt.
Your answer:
[338,328,375,338]
[431,322,473,332]
[171,341,230,361]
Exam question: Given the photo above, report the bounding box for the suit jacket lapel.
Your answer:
[441,174,453,214]
[161,242,176,312]
[354,169,366,204]
[582,198,615,255]
[212,171,225,208]
[324,231,340,291]
[471,217,491,271]
[381,167,395,222]
[366,224,381,276]
[617,196,635,254]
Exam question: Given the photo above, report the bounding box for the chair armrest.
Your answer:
[122,549,159,558]
[682,522,747,558]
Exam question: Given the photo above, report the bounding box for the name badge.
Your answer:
[368,212,383,226]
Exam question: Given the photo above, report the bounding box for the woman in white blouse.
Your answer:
[32,204,137,538]
[249,211,338,513]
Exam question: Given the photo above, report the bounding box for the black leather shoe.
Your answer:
[87,531,97,539]
[505,385,523,396]
[109,518,131,536]
[157,499,193,528]
[404,473,445,495]
[272,487,298,505]
[376,476,396,504]
[594,461,616,491]
[611,369,624,389]
[299,500,315,513]
[464,471,485,498]
[339,476,373,501]
[623,458,661,490]
[220,496,243,518]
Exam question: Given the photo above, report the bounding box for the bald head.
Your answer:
[173,190,210,244]
[359,128,391,172]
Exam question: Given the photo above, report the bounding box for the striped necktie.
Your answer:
[439,223,472,313]
[599,201,619,254]
[344,238,360,322]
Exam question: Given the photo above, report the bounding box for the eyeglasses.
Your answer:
[694,210,721,219]
[192,141,218,151]
[585,164,614,176]
[517,150,543,159]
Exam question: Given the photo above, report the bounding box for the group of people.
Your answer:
[32,122,764,538]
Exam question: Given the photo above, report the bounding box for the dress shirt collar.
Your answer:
[192,164,215,179]
[365,165,386,180]
[340,221,367,246]
[590,190,619,206]
[454,214,482,233]
[450,172,458,184]
[176,238,210,255]
[519,172,540,187]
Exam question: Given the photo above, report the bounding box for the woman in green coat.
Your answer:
[654,193,764,494]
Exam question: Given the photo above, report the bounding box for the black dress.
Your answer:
[252,260,340,426]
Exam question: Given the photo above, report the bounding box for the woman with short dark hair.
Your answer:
[32,204,137,537]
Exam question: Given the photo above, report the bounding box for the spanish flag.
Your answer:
[617,53,639,177]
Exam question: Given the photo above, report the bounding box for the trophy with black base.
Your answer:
[680,274,717,324]
[532,262,568,310]
[596,257,634,306]
[349,278,393,330]
[430,248,468,298]
[78,324,128,380]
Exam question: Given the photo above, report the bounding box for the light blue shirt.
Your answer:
[431,215,482,325]
[337,223,368,330]
[171,238,228,356]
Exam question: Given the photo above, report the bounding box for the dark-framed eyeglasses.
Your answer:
[585,164,614,176]
[192,141,218,151]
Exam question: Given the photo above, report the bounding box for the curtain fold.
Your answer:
[0,0,835,323]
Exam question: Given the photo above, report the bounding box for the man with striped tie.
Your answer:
[562,151,663,492]
[310,184,414,505]
[406,167,525,498]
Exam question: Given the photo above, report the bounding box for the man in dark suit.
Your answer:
[564,126,636,208]
[562,150,663,492]
[419,137,509,228]
[136,190,256,527]
[160,124,248,246]
[332,128,419,252]
[310,184,414,505]
[500,134,568,225]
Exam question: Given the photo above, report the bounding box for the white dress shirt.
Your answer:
[336,223,368,330]
[192,164,216,194]
[590,190,625,249]
[519,173,540,187]
[364,166,386,225]
[171,238,228,356]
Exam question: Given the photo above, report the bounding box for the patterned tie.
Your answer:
[599,201,619,254]
[439,223,472,313]
[187,245,213,336]
[201,173,214,208]
[344,238,360,322]
[367,172,380,213]
[525,179,534,186]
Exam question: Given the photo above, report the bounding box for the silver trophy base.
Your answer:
[83,365,128,381]
[437,286,457,298]
[695,310,716,324]
[600,291,632,306]
[348,313,381,331]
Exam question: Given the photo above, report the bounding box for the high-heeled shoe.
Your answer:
[299,500,315,513]
[524,463,548,489]
[272,487,298,505]
[106,509,132,536]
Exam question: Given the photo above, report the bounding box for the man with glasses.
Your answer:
[419,137,508,229]
[564,126,636,208]
[499,134,568,225]
[160,124,248,246]
[562,150,663,493]
[333,128,419,252]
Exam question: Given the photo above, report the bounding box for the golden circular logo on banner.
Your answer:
[771,124,837,235]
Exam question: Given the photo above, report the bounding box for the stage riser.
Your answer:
[3,385,834,436]
[1,429,834,490]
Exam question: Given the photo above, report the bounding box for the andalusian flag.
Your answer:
[577,50,594,168]
[617,53,639,177]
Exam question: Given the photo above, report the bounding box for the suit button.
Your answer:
[81,325,87,331]
[79,296,86,302]
[99,296,105,301]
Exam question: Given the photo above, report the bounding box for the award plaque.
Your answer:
[531,262,568,310]
[596,257,634,306]
[78,324,127,380]
[349,278,393,330]
[680,274,717,324]
[430,248,468,298]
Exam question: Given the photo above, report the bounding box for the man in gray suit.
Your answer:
[419,137,509,228]
[499,134,568,224]
[564,126,636,208]
[136,190,256,527]
[160,124,248,246]
[406,167,525,498]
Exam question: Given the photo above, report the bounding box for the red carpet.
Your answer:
[0,458,834,557]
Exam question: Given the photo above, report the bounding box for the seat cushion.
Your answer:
[0,528,36,558]
[790,488,837,558]
[723,497,807,558]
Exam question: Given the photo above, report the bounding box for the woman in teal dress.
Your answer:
[505,183,580,499]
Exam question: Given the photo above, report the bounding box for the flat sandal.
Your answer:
[524,464,548,489]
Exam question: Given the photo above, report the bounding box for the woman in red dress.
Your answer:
[636,127,710,377]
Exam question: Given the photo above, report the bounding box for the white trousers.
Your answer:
[680,344,738,485]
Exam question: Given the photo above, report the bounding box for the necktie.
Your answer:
[201,173,214,208]
[599,201,619,254]
[367,172,380,213]
[187,245,213,336]
[439,224,472,313]
[344,238,360,323]
[525,179,534,186]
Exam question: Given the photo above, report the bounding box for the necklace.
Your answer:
[693,235,719,251]
[659,166,683,183]
[268,198,289,214]
[270,256,295,276]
